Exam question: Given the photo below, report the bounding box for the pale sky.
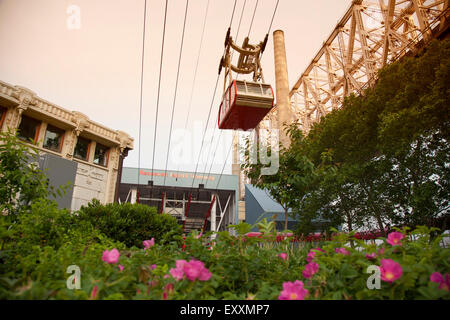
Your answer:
[0,0,349,174]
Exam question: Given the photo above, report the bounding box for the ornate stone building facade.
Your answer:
[0,80,134,211]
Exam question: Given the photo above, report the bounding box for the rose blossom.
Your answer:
[380,259,403,283]
[430,272,450,291]
[102,248,120,264]
[278,253,289,261]
[306,250,316,263]
[365,253,377,260]
[302,261,319,279]
[143,238,155,249]
[184,259,212,281]
[335,247,350,255]
[386,232,405,246]
[169,259,212,282]
[278,281,308,300]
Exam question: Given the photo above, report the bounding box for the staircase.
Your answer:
[183,217,204,235]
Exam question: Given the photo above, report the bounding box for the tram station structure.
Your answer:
[118,168,241,235]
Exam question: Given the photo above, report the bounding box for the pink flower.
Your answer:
[245,232,262,238]
[306,250,315,263]
[143,238,155,249]
[102,248,120,264]
[184,259,212,281]
[380,259,402,283]
[169,259,212,282]
[335,247,350,255]
[378,247,385,256]
[163,283,174,300]
[365,253,377,260]
[118,264,124,271]
[278,280,308,300]
[150,264,157,270]
[90,285,98,300]
[430,272,450,291]
[302,261,319,279]
[169,259,188,281]
[306,248,325,263]
[386,232,405,246]
[278,253,289,261]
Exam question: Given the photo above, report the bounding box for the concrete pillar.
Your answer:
[36,121,47,148]
[130,188,137,204]
[211,193,217,233]
[273,30,291,147]
[88,141,96,163]
[231,131,242,199]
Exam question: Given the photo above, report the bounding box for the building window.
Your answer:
[43,124,64,152]
[94,143,108,166]
[74,137,90,161]
[18,115,41,143]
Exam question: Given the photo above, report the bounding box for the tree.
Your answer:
[241,124,316,231]
[242,39,450,234]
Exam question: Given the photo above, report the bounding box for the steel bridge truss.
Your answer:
[281,0,449,134]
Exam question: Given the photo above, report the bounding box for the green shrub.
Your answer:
[1,131,448,300]
[76,200,183,248]
[0,198,121,280]
[0,130,50,217]
[2,224,448,300]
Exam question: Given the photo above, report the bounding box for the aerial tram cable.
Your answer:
[208,0,280,193]
[213,141,233,210]
[234,0,247,48]
[189,0,239,188]
[175,0,211,176]
[199,0,249,186]
[201,0,261,187]
[163,0,190,186]
[247,0,259,38]
[268,0,279,35]
[150,0,169,184]
[203,130,223,187]
[260,0,279,61]
[217,138,234,189]
[235,0,257,81]
[136,0,148,203]
[191,0,240,188]
[190,76,220,188]
[200,133,233,235]
[185,0,238,233]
